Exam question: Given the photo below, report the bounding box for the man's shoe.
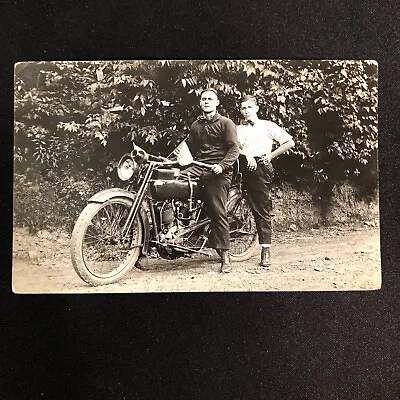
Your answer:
[260,247,271,267]
[220,250,232,273]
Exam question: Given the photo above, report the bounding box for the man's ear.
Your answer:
[216,99,220,107]
[255,105,260,113]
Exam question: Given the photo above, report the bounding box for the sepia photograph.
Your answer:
[12,59,380,293]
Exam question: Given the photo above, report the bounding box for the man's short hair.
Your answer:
[241,95,258,105]
[200,88,219,99]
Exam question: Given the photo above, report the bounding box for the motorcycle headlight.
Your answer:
[117,154,138,181]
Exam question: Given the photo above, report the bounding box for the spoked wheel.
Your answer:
[227,193,259,261]
[71,197,143,286]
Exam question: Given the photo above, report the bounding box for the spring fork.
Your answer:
[105,182,135,237]
[121,164,154,240]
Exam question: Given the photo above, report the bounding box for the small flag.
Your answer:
[172,140,194,166]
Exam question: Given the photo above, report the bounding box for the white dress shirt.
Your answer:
[236,120,292,157]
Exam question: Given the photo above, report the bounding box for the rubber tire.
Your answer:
[71,197,143,286]
[227,193,259,262]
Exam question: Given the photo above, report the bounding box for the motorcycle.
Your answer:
[70,143,259,286]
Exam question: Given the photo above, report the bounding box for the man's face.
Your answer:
[240,100,259,121]
[200,91,219,114]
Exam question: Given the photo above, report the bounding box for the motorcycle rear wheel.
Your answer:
[227,193,259,261]
[70,197,143,286]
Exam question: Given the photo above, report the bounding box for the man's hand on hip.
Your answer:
[246,156,257,171]
[260,154,272,164]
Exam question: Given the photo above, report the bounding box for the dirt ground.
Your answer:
[12,223,381,294]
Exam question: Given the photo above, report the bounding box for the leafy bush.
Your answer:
[13,172,109,233]
[13,60,378,229]
[14,60,378,180]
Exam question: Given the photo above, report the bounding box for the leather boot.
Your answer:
[220,250,232,273]
[260,247,271,267]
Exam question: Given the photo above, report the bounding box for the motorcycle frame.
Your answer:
[119,152,245,257]
[119,161,212,256]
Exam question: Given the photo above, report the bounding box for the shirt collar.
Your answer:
[240,118,260,126]
[197,112,220,123]
[240,120,254,126]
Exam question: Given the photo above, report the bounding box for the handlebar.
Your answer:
[131,143,213,169]
[191,160,213,169]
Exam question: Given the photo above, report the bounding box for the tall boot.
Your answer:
[260,247,271,267]
[220,250,232,273]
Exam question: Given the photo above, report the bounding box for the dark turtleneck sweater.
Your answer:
[187,112,239,171]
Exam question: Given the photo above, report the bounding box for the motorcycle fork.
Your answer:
[121,164,154,240]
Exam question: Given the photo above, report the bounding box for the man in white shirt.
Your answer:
[237,95,295,267]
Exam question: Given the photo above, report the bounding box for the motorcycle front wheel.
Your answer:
[70,197,143,286]
[227,193,259,261]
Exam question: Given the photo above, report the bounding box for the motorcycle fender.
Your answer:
[88,188,150,256]
[88,188,137,203]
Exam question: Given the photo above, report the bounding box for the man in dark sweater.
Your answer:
[183,88,239,273]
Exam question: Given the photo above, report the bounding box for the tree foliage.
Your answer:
[14,59,378,197]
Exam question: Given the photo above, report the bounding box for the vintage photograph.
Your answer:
[12,59,380,293]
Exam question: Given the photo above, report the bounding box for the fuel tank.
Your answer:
[149,179,199,200]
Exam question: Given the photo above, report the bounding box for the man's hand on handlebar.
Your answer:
[210,164,223,174]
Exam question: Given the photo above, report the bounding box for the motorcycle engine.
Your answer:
[157,200,202,245]
[159,204,178,242]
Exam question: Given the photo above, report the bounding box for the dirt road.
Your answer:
[12,224,381,293]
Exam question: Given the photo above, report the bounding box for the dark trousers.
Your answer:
[240,158,273,245]
[180,165,232,250]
